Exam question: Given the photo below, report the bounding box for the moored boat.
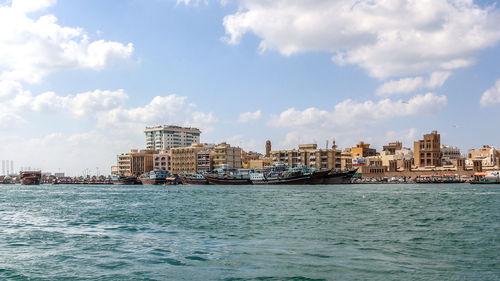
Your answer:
[179,173,208,185]
[322,168,357,184]
[20,171,42,185]
[470,171,500,184]
[112,174,142,185]
[204,168,252,185]
[250,170,311,185]
[139,170,170,185]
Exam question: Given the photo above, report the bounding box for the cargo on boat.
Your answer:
[20,171,42,185]
[138,170,170,185]
[179,173,208,185]
[203,168,252,185]
[111,174,142,185]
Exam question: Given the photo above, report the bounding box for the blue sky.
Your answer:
[1,0,500,176]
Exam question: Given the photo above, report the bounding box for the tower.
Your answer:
[265,140,271,158]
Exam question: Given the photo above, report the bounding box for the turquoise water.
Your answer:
[0,184,499,280]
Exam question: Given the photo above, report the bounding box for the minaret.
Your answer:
[265,140,271,158]
[331,138,337,150]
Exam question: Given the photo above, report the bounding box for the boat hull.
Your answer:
[252,175,311,185]
[180,177,208,185]
[322,169,357,184]
[205,176,251,185]
[139,179,167,185]
[20,177,41,185]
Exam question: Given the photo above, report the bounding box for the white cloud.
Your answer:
[238,109,262,122]
[270,93,447,129]
[97,95,217,133]
[0,1,133,83]
[480,79,500,107]
[223,0,500,78]
[11,0,56,13]
[376,71,451,96]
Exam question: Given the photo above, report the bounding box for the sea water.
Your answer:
[0,184,499,280]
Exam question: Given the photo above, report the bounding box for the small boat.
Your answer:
[139,170,170,185]
[470,171,500,184]
[179,173,208,185]
[112,174,142,185]
[204,168,252,185]
[20,171,42,185]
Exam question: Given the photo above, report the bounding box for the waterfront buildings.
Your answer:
[242,151,262,169]
[170,143,215,174]
[270,143,342,170]
[383,142,403,155]
[212,142,243,169]
[130,150,156,176]
[145,125,201,150]
[349,142,377,158]
[414,131,442,167]
[441,145,461,165]
[153,150,171,172]
[116,149,156,176]
[467,145,499,167]
[117,152,132,175]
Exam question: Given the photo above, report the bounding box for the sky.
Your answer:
[1,0,500,176]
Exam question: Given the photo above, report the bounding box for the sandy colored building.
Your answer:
[130,150,156,176]
[270,143,341,170]
[170,143,215,174]
[467,145,499,167]
[414,131,441,167]
[117,151,132,175]
[441,145,461,165]
[212,142,243,169]
[383,141,402,155]
[153,150,171,172]
[350,142,377,158]
[242,151,262,169]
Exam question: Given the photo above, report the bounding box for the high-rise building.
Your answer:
[145,125,201,150]
[414,131,441,167]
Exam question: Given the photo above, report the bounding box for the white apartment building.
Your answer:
[145,125,201,150]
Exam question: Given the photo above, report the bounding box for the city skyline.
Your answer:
[1,0,500,176]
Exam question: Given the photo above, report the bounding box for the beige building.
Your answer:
[242,151,262,169]
[130,150,156,176]
[467,145,499,167]
[212,142,243,169]
[270,143,341,170]
[117,151,132,175]
[383,141,402,155]
[170,143,215,174]
[350,142,377,158]
[111,166,119,176]
[414,131,441,167]
[153,150,171,172]
[441,145,461,165]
